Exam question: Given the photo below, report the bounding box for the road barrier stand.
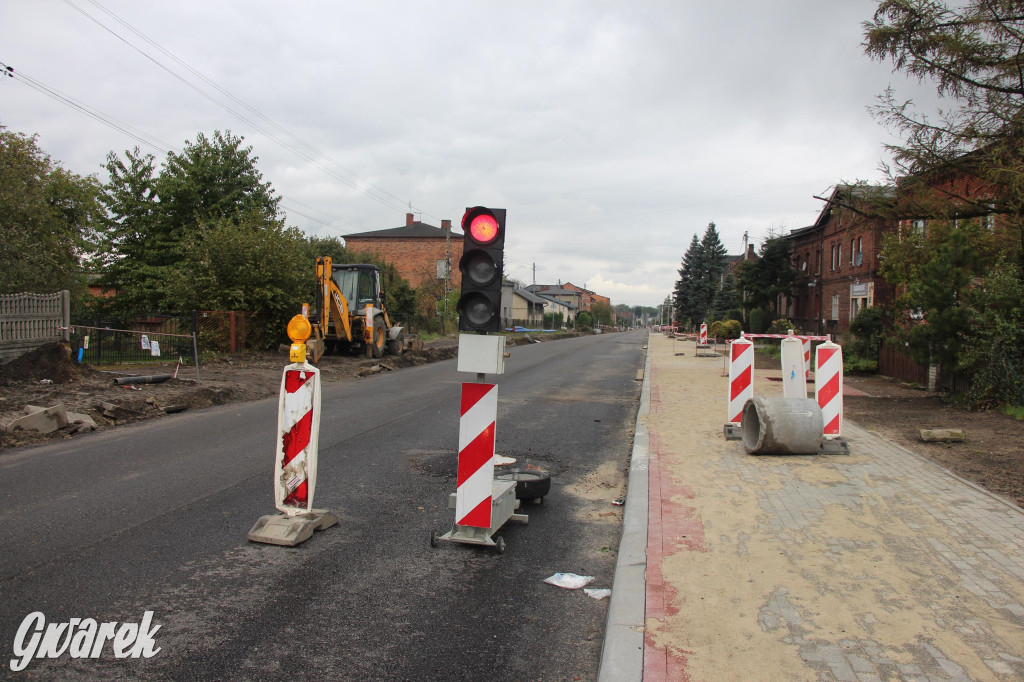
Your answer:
[248,315,339,546]
[815,340,849,454]
[724,336,754,440]
[724,332,849,454]
[432,334,527,554]
[780,334,807,399]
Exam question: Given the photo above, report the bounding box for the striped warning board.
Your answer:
[275,366,321,515]
[456,382,497,528]
[727,338,754,425]
[815,342,843,437]
[699,323,708,345]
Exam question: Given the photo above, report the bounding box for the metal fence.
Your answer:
[68,314,198,372]
[0,290,70,364]
[195,310,251,353]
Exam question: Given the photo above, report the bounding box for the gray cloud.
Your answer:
[2,0,935,305]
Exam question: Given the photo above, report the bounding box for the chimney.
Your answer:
[747,244,755,259]
[441,219,451,234]
[406,212,415,226]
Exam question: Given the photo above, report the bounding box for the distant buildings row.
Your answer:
[344,213,612,328]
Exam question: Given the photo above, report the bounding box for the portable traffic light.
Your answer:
[457,206,506,332]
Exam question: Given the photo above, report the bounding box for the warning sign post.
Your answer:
[248,315,339,546]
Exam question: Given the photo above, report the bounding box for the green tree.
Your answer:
[960,259,1024,407]
[864,0,1024,266]
[902,229,979,371]
[0,126,102,295]
[97,130,281,312]
[674,233,702,326]
[165,216,310,346]
[674,222,728,327]
[591,301,613,325]
[736,236,796,316]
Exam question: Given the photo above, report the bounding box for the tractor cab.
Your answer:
[330,264,382,313]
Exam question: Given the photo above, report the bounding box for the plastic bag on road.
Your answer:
[543,572,595,589]
[584,588,611,600]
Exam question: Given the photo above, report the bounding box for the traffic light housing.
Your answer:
[457,206,505,332]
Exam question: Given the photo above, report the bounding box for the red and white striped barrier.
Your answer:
[275,365,322,514]
[802,339,811,380]
[456,383,497,528]
[815,341,843,437]
[699,323,708,345]
[727,337,754,424]
[740,333,831,341]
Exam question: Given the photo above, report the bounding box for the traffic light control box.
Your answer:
[457,334,506,375]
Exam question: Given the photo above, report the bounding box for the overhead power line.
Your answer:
[2,59,366,237]
[1,60,172,154]
[60,0,441,222]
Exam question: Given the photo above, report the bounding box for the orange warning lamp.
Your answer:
[287,314,312,363]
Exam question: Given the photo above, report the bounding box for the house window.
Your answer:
[831,294,840,321]
[837,244,842,270]
[982,204,996,230]
[856,237,863,266]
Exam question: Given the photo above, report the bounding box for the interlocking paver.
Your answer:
[640,334,1024,681]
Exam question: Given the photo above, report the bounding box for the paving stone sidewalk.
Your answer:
[639,334,1024,682]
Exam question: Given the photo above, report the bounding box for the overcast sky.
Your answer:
[2,0,934,307]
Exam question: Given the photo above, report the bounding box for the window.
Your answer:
[831,294,840,321]
[837,244,842,270]
[982,204,996,230]
[850,239,855,266]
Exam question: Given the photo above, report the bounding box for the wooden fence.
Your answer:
[878,341,971,393]
[0,291,70,364]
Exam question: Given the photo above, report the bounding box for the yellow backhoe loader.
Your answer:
[305,257,419,363]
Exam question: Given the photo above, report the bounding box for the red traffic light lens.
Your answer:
[469,214,499,244]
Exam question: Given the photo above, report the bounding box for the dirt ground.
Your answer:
[0,337,469,451]
[3,337,1022,509]
[753,349,1024,509]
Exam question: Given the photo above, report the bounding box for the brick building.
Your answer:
[783,186,896,336]
[344,214,462,290]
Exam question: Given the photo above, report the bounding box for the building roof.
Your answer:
[527,286,581,297]
[506,282,548,305]
[536,293,578,310]
[344,222,460,239]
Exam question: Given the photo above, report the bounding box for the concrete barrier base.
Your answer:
[247,509,339,547]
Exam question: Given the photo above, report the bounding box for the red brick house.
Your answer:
[782,186,896,336]
[343,214,462,290]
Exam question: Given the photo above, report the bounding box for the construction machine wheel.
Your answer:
[370,316,386,359]
[386,331,405,356]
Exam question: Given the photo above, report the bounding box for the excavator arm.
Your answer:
[308,256,354,363]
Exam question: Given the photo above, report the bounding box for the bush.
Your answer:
[768,318,800,335]
[849,306,885,361]
[844,356,878,375]
[710,319,741,340]
[749,308,769,333]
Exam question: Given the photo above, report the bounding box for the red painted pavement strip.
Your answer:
[645,430,700,680]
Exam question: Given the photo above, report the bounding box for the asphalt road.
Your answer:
[0,330,646,681]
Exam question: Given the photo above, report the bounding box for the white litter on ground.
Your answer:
[543,572,595,589]
[584,588,612,600]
